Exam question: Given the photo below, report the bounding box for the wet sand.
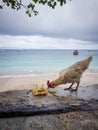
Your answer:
[0,73,98,92]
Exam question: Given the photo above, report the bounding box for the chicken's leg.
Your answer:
[71,81,80,91]
[64,83,74,90]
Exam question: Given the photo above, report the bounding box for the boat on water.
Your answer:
[73,50,79,55]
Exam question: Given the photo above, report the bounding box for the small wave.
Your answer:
[85,67,98,73]
[0,72,57,79]
[0,67,98,79]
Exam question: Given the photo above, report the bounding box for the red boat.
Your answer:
[73,50,79,55]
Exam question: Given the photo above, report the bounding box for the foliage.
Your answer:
[0,0,70,16]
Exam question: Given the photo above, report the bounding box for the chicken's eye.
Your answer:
[51,83,54,87]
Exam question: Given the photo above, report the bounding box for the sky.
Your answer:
[0,0,98,49]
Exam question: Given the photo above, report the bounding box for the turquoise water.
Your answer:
[0,49,98,77]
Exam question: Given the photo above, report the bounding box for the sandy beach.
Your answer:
[0,72,98,92]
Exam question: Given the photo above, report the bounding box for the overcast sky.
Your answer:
[0,0,98,49]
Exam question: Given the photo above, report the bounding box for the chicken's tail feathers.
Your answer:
[87,56,93,63]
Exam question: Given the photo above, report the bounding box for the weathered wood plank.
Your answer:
[0,100,98,118]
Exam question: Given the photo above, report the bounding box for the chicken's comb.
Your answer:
[47,80,51,88]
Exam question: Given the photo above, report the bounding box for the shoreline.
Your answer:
[0,67,98,78]
[0,72,98,92]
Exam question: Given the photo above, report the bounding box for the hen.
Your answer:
[47,56,93,91]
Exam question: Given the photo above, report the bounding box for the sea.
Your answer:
[0,49,98,78]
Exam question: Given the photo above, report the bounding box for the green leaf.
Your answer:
[26,10,29,14]
[33,0,39,3]
[7,3,10,6]
[3,0,6,2]
[33,10,38,15]
[28,13,31,17]
[0,5,3,9]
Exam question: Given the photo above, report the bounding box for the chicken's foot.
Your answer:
[71,82,80,91]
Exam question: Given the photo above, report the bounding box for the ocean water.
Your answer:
[0,49,98,78]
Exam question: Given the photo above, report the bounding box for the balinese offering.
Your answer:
[32,84,48,96]
[48,88,57,95]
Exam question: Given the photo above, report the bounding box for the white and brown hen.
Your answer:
[47,56,93,91]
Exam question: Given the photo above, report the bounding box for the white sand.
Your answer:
[0,73,98,92]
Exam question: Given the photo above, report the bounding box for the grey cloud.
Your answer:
[0,0,98,43]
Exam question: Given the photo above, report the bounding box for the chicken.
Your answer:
[47,56,93,91]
